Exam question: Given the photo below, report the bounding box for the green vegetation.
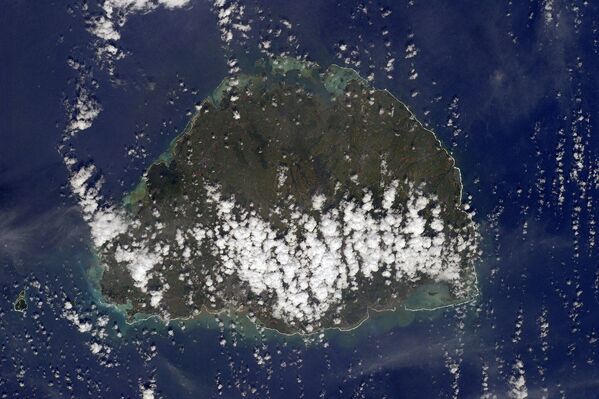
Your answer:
[97,58,478,334]
[13,290,27,313]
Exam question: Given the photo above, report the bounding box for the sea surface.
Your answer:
[1,1,599,398]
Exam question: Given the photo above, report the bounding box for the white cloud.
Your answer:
[212,0,251,46]
[86,0,192,77]
[67,163,129,248]
[509,359,528,399]
[160,0,191,8]
[71,158,475,330]
[62,302,93,333]
[141,386,155,399]
[193,181,474,327]
[90,208,129,247]
[311,194,326,211]
[90,342,103,354]
[114,245,162,292]
[88,0,192,43]
[542,0,555,24]
[66,80,102,134]
[88,14,121,42]
[149,290,164,307]
[58,0,479,335]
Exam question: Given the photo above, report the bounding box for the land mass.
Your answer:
[13,290,27,313]
[97,58,478,334]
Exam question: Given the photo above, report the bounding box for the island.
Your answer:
[96,58,478,334]
[13,289,27,313]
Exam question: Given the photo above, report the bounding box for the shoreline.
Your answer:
[88,56,481,339]
[91,254,479,337]
[106,286,479,338]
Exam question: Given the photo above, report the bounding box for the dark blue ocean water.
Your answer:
[2,1,599,398]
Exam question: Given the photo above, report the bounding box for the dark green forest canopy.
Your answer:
[99,58,478,334]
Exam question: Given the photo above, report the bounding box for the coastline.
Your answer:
[88,246,479,338]
[89,56,480,339]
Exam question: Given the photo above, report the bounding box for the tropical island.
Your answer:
[13,289,27,313]
[95,58,478,335]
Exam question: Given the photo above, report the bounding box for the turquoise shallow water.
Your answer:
[403,283,461,311]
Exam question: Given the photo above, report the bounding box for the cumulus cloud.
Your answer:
[95,173,477,328]
[65,76,102,134]
[67,0,190,136]
[140,180,474,330]
[212,0,251,45]
[114,244,162,292]
[85,0,192,76]
[65,158,166,303]
[64,147,476,327]
[509,358,528,399]
[88,0,192,43]
[67,161,129,248]
[141,385,156,399]
[63,300,93,333]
